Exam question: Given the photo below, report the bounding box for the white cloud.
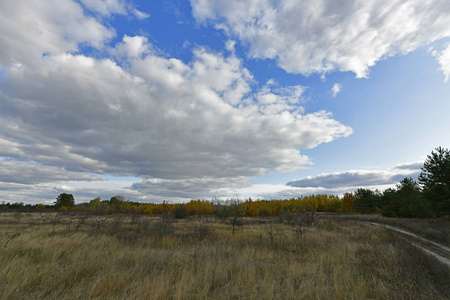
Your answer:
[0,0,353,203]
[54,185,77,192]
[80,0,127,16]
[0,0,114,69]
[131,177,250,199]
[331,83,341,97]
[0,182,140,205]
[434,43,450,81]
[255,80,306,114]
[191,0,450,77]
[0,159,102,184]
[132,8,150,20]
[0,172,140,205]
[111,35,151,59]
[0,29,353,179]
[80,0,149,19]
[225,40,236,53]
[0,158,105,204]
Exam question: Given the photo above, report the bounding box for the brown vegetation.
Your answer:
[0,212,448,299]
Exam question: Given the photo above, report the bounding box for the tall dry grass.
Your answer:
[0,212,448,299]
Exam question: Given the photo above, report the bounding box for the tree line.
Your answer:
[337,146,449,217]
[1,147,448,218]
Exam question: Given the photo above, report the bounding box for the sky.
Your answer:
[1,0,450,204]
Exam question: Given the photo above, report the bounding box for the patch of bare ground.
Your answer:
[0,212,448,299]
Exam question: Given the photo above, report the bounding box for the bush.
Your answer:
[174,205,187,219]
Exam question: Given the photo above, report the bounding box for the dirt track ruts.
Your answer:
[368,222,450,268]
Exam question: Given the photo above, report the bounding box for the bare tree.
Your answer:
[75,214,89,231]
[153,213,174,240]
[229,198,243,235]
[267,218,275,246]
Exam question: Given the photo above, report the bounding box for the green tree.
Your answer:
[381,188,399,217]
[382,177,425,217]
[353,188,381,214]
[418,147,450,216]
[398,177,433,217]
[55,193,75,208]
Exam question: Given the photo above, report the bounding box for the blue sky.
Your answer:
[1,0,450,204]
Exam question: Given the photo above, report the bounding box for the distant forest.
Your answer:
[2,147,449,218]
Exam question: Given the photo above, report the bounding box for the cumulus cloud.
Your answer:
[286,162,422,190]
[0,173,140,204]
[331,83,341,97]
[1,47,351,179]
[0,0,115,69]
[0,0,354,203]
[255,80,305,114]
[434,43,450,81]
[50,179,143,203]
[0,159,102,185]
[0,183,55,204]
[0,1,352,183]
[131,177,250,199]
[0,182,139,205]
[111,35,151,59]
[190,0,450,77]
[0,158,103,204]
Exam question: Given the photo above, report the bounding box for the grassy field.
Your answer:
[0,212,449,299]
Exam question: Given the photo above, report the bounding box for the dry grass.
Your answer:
[0,212,448,299]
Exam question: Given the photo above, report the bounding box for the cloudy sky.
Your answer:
[1,0,449,204]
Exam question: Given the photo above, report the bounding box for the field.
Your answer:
[0,212,449,299]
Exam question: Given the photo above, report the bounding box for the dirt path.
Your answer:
[368,222,450,268]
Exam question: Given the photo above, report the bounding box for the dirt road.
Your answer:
[368,222,450,268]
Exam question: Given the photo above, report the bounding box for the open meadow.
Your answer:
[1,212,449,299]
